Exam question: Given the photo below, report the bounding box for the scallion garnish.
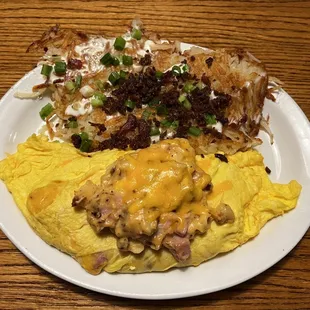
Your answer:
[119,70,128,79]
[156,105,168,116]
[178,94,186,103]
[150,126,160,136]
[91,92,107,107]
[183,99,192,110]
[196,81,205,90]
[183,81,196,93]
[205,114,217,125]
[132,28,142,40]
[114,36,126,51]
[75,74,82,89]
[113,57,120,66]
[65,81,75,92]
[148,97,160,106]
[39,103,54,120]
[125,99,136,110]
[108,71,120,85]
[155,71,163,79]
[54,61,67,75]
[78,132,92,152]
[94,92,107,102]
[161,119,172,127]
[41,64,53,77]
[171,120,179,129]
[122,55,133,66]
[80,138,92,152]
[188,126,202,136]
[142,109,152,120]
[91,98,104,107]
[182,64,189,72]
[95,80,105,91]
[80,132,89,141]
[172,65,181,76]
[100,53,114,66]
[67,120,78,128]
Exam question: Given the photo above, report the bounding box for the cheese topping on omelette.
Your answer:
[72,139,213,261]
[0,135,301,274]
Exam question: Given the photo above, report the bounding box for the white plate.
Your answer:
[1,63,310,300]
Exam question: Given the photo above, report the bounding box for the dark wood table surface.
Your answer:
[0,1,309,309]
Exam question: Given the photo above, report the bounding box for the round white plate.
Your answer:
[0,64,310,300]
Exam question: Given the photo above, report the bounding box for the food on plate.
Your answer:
[72,138,212,261]
[0,19,301,275]
[23,19,269,155]
[0,135,301,274]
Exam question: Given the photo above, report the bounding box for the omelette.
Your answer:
[0,135,301,274]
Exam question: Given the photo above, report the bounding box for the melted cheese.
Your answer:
[112,140,211,216]
[27,181,65,215]
[208,180,233,200]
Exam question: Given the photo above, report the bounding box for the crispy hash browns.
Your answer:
[26,19,269,155]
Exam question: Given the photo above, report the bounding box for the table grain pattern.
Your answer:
[0,1,309,309]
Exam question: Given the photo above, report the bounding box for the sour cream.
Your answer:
[65,99,93,117]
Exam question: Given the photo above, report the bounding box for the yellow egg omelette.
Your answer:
[0,135,301,274]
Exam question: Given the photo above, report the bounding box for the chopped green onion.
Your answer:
[95,80,105,91]
[183,81,196,93]
[94,92,107,102]
[205,114,217,125]
[197,81,205,90]
[125,99,136,110]
[178,94,186,103]
[172,65,181,76]
[160,119,179,129]
[156,105,168,116]
[178,93,192,108]
[54,61,67,75]
[182,64,190,72]
[155,71,163,79]
[122,55,133,66]
[142,109,152,120]
[188,126,202,136]
[41,64,52,77]
[171,120,179,129]
[39,103,54,120]
[80,85,94,98]
[79,132,92,152]
[183,99,192,110]
[119,70,128,79]
[65,80,75,92]
[79,132,89,141]
[161,119,172,127]
[91,92,107,107]
[148,97,160,106]
[67,120,78,128]
[80,139,92,152]
[114,36,126,51]
[112,57,120,66]
[132,28,142,40]
[108,71,120,85]
[150,126,160,136]
[91,98,103,107]
[75,74,82,88]
[100,53,114,66]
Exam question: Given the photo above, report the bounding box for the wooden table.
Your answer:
[0,1,309,309]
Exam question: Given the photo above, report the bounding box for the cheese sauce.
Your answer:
[113,139,211,216]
